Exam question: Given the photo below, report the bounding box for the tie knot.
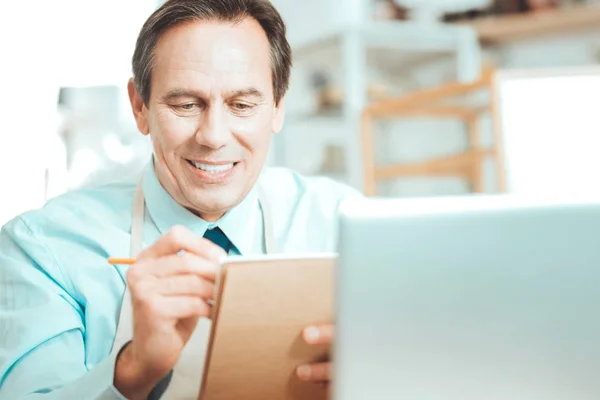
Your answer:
[203,227,231,253]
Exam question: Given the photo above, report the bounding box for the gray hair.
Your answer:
[132,0,292,105]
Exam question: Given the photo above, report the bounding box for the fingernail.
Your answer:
[297,365,311,380]
[304,326,320,343]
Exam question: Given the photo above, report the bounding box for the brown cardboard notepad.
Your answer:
[198,254,335,400]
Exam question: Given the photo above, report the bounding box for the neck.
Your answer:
[194,210,225,223]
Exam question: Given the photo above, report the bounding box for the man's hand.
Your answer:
[296,324,334,388]
[114,226,226,400]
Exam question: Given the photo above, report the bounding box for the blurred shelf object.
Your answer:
[318,144,348,177]
[461,2,600,44]
[392,0,494,22]
[361,67,506,196]
[373,0,409,20]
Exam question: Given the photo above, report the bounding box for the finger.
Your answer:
[296,362,332,382]
[303,324,334,345]
[138,225,226,262]
[129,253,217,282]
[140,296,212,320]
[156,275,215,299]
[146,253,217,281]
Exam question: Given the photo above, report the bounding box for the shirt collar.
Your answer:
[142,159,262,255]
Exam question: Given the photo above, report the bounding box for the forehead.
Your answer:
[151,18,273,97]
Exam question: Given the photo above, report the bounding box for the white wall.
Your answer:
[0,2,61,225]
[0,0,158,226]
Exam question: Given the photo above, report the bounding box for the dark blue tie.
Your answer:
[203,227,231,253]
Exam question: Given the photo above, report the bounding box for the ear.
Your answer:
[128,78,150,135]
[271,98,286,134]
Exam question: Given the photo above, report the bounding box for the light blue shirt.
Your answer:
[0,159,360,399]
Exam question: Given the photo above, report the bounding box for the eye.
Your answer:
[171,103,202,115]
[233,103,252,110]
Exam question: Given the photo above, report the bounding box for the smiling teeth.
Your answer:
[193,162,234,173]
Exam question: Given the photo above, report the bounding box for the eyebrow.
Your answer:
[161,87,266,102]
[226,88,265,101]
[162,89,202,102]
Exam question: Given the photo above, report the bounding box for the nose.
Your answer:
[195,104,229,149]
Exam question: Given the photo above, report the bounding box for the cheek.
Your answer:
[228,110,274,150]
[152,110,198,151]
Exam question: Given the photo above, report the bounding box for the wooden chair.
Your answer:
[361,67,507,196]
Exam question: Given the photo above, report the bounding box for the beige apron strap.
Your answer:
[111,175,145,354]
[130,174,145,258]
[257,184,276,254]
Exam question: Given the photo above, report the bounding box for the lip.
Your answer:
[185,159,239,184]
[188,159,237,166]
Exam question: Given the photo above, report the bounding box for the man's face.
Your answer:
[129,18,284,221]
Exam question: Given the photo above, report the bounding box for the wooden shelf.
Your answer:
[374,149,493,180]
[463,4,600,44]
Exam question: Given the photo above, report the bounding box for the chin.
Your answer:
[185,186,242,215]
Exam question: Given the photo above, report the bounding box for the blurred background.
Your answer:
[2,0,600,225]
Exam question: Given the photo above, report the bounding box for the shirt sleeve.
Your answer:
[0,216,158,399]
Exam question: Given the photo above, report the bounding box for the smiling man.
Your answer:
[0,0,359,399]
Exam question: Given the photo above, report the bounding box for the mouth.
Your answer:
[185,159,240,183]
[187,160,238,173]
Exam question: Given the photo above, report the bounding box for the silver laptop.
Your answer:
[333,194,600,400]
